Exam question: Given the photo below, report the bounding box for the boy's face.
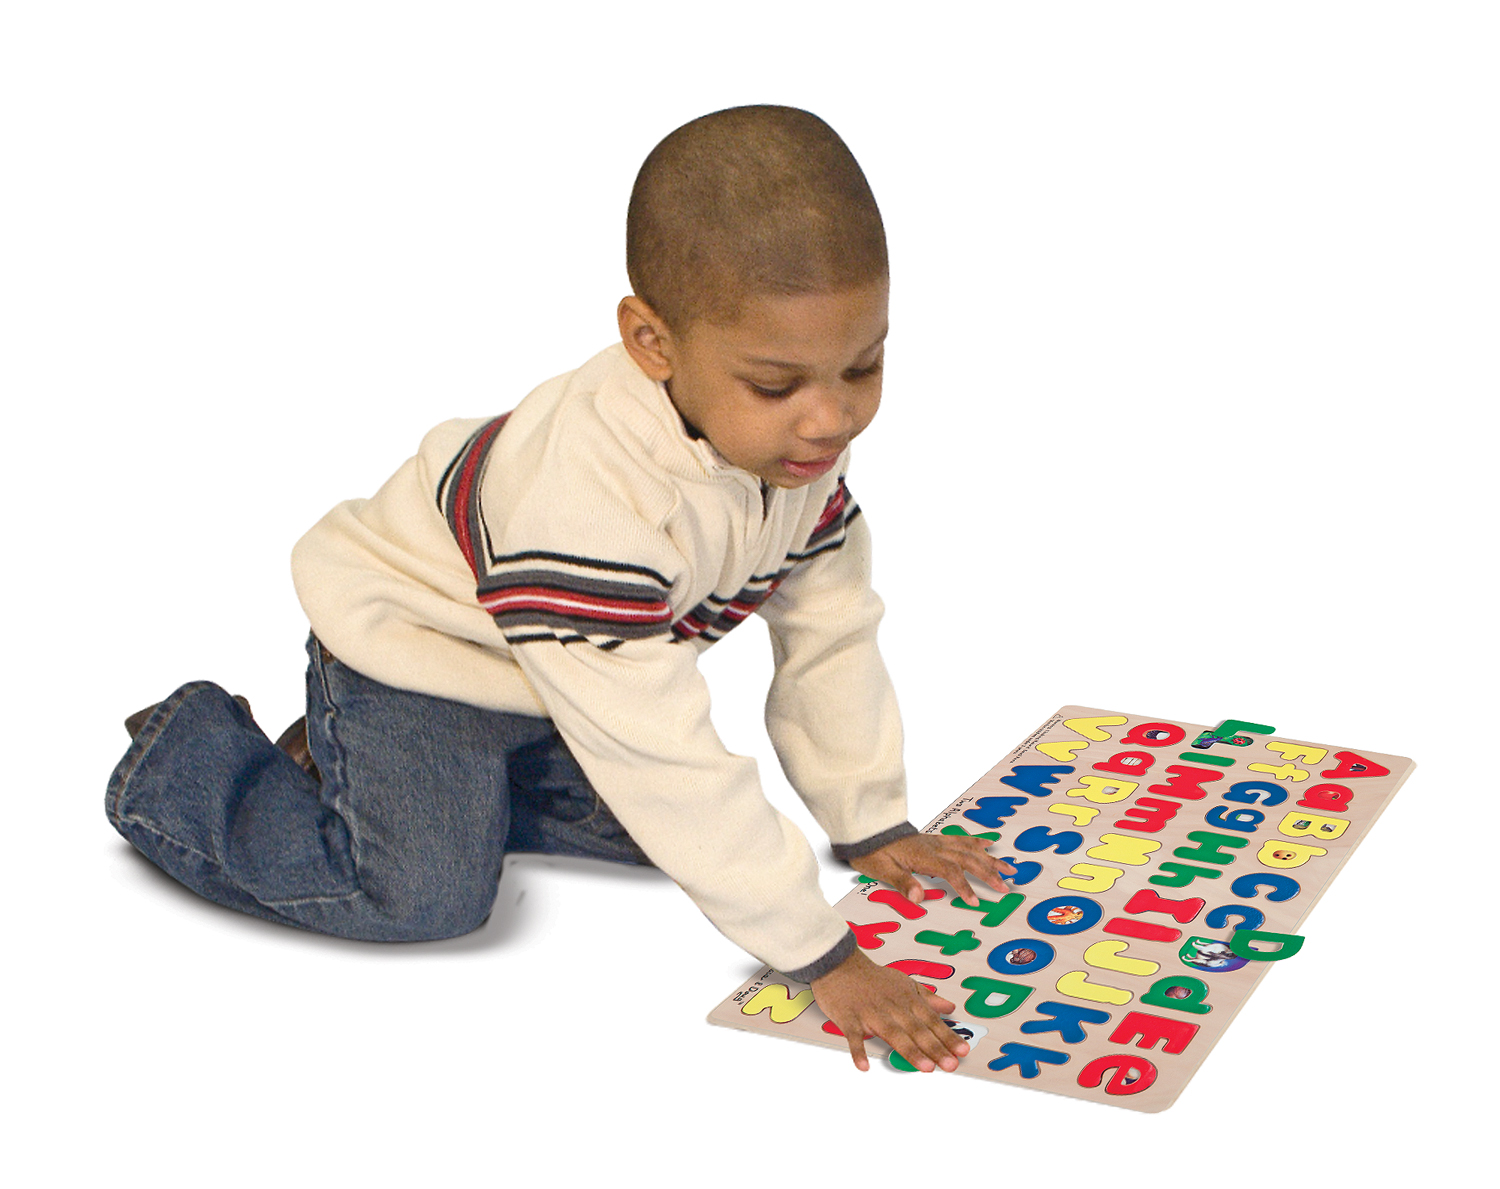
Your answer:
[621,282,888,489]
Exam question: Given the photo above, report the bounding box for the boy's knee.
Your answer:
[377,885,495,942]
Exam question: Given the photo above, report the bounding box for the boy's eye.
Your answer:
[748,381,798,399]
[844,360,882,381]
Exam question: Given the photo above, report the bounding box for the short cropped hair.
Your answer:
[626,105,887,334]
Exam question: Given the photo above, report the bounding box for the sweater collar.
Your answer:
[601,342,751,483]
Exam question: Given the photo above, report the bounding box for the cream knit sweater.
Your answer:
[291,343,912,978]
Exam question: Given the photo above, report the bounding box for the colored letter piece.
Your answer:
[1058,864,1124,893]
[1150,862,1223,888]
[1141,976,1213,1015]
[988,939,1055,976]
[1277,811,1350,840]
[1123,889,1205,923]
[741,983,816,1023]
[1110,1010,1200,1055]
[1037,739,1090,763]
[951,892,1026,928]
[1173,831,1249,865]
[1114,797,1182,832]
[1104,917,1181,943]
[1255,840,1327,869]
[1265,741,1329,765]
[1204,905,1265,931]
[1321,750,1391,780]
[1228,929,1305,961]
[1064,776,1140,804]
[1087,833,1161,865]
[1122,722,1186,748]
[1028,896,1104,935]
[1230,873,1300,901]
[1179,752,1234,768]
[915,929,982,956]
[1299,783,1354,811]
[987,1043,1069,1079]
[1049,803,1101,826]
[1001,860,1044,886]
[942,824,1001,842]
[1211,718,1275,739]
[964,796,1029,827]
[1148,766,1223,801]
[960,976,1034,1018]
[1248,762,1309,782]
[1014,825,1083,855]
[850,920,900,949]
[1001,766,1075,797]
[1020,1001,1112,1044]
[1078,1056,1158,1096]
[1205,806,1265,832]
[1094,750,1156,776]
[1224,781,1288,806]
[868,888,945,919]
[885,959,956,981]
[1055,970,1133,1007]
[1084,940,1160,977]
[1062,714,1127,741]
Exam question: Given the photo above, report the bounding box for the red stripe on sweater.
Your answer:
[452,414,510,579]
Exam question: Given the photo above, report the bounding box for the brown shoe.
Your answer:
[274,716,320,781]
[125,694,252,739]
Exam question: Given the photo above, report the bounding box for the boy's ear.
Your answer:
[617,296,675,382]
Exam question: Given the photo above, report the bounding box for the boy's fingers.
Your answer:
[845,1031,870,1072]
[945,866,980,906]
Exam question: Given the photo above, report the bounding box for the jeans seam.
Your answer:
[309,639,365,880]
[116,812,218,868]
[107,681,211,830]
[260,889,365,908]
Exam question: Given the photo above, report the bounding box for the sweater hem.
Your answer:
[831,821,918,861]
[780,929,857,983]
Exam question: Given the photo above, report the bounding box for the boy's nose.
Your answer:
[797,390,857,444]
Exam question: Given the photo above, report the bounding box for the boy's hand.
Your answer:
[811,949,968,1072]
[848,832,1015,907]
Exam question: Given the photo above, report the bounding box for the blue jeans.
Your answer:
[106,636,650,940]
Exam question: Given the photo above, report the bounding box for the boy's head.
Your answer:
[625,104,887,334]
[619,106,889,490]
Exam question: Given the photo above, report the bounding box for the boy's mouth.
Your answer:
[780,454,840,480]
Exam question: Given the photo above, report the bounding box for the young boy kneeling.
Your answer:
[107,105,1012,1073]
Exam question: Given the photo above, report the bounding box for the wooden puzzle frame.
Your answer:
[708,706,1413,1110]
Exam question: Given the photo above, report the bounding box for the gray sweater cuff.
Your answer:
[830,821,919,862]
[780,929,857,983]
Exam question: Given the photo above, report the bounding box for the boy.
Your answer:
[107,105,1012,1074]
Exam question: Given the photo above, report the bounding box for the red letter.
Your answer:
[1109,1011,1200,1055]
[1147,765,1223,801]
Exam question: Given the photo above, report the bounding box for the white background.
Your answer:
[4,3,1494,1185]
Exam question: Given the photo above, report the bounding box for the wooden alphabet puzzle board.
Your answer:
[708,706,1413,1111]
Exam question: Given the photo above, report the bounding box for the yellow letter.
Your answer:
[1056,970,1133,1006]
[1084,940,1160,977]
[741,984,815,1023]
[1256,840,1328,869]
[1049,803,1101,826]
[1058,864,1124,892]
[1086,833,1161,866]
[1062,715,1128,741]
[1063,776,1140,805]
[1264,741,1328,765]
[1277,811,1350,840]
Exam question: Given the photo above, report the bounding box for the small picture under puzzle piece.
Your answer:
[708,706,1414,1111]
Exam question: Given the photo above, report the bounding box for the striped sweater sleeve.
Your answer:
[758,491,913,855]
[435,415,853,977]
[435,414,676,649]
